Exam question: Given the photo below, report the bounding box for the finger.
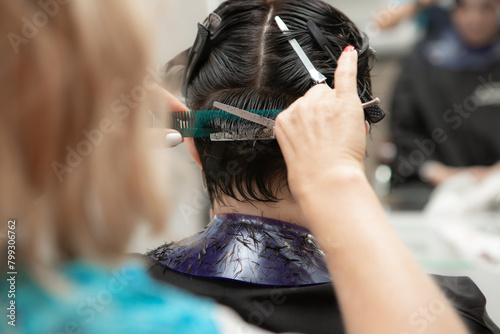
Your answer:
[148,128,184,148]
[281,96,304,115]
[302,84,333,101]
[279,85,331,121]
[151,86,188,113]
[276,98,308,155]
[165,129,183,147]
[274,118,297,165]
[164,89,188,112]
[334,46,359,100]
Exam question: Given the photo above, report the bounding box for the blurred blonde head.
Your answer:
[0,0,166,269]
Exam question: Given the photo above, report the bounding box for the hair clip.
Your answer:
[275,16,327,85]
[306,20,340,63]
[204,13,222,37]
[182,13,222,97]
[306,20,385,123]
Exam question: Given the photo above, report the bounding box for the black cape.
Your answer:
[147,262,499,334]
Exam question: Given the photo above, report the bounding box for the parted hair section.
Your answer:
[172,0,375,205]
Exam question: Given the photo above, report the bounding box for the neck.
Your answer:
[211,188,306,228]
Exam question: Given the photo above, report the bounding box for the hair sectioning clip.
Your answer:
[275,16,327,85]
[306,20,385,124]
[182,13,222,97]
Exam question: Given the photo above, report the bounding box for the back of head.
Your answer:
[0,0,164,270]
[180,0,375,205]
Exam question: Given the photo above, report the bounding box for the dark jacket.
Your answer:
[390,12,500,187]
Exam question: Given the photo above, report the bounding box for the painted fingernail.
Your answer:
[343,45,356,53]
[166,133,183,147]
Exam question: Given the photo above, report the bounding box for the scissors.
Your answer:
[210,16,381,140]
[212,98,380,141]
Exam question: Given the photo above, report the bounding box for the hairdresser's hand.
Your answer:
[275,47,367,197]
[149,86,185,148]
[277,48,469,334]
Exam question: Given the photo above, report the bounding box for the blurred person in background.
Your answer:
[375,0,445,33]
[146,0,498,333]
[390,0,500,194]
[374,0,458,39]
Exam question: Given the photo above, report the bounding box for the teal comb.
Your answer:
[168,97,381,141]
[169,109,283,138]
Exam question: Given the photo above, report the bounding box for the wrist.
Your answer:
[293,166,379,242]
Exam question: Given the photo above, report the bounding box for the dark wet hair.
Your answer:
[171,0,375,205]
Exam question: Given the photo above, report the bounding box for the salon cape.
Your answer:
[147,214,500,334]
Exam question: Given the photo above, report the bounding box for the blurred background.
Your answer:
[129,0,500,323]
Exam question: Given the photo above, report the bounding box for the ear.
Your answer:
[185,137,202,167]
[365,121,371,135]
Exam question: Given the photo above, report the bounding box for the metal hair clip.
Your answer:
[275,16,327,85]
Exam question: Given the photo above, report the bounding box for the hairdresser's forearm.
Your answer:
[296,168,468,334]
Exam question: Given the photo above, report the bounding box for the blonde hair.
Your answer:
[0,0,165,269]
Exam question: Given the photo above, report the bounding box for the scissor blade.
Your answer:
[275,16,327,85]
[213,102,275,129]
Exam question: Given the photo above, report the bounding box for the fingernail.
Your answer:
[166,133,183,147]
[343,45,356,53]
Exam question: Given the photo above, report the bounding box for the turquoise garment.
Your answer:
[0,261,219,334]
